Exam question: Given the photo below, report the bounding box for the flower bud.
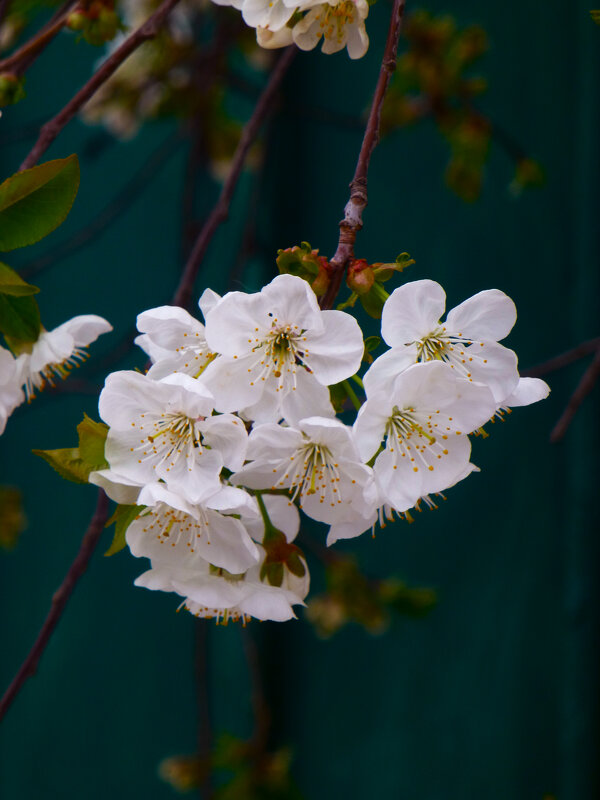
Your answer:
[0,72,25,107]
[346,259,374,296]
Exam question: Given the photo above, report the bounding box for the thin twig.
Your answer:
[0,1,75,74]
[20,130,182,279]
[19,0,181,171]
[550,347,600,443]
[171,46,296,310]
[0,489,109,723]
[521,337,600,378]
[319,0,407,310]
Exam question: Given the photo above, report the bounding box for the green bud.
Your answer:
[0,73,26,107]
[66,10,87,31]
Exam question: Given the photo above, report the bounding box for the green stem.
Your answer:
[350,374,364,389]
[255,492,280,544]
[342,379,362,412]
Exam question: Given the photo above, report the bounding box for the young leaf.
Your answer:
[32,447,90,484]
[0,292,41,341]
[34,414,109,484]
[0,262,40,296]
[0,155,80,251]
[77,414,109,472]
[104,504,144,556]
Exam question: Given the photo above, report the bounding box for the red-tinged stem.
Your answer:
[171,46,296,310]
[550,347,600,443]
[319,0,407,310]
[0,490,109,723]
[19,0,181,171]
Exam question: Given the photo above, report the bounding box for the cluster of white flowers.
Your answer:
[0,315,112,435]
[91,273,548,624]
[216,0,369,59]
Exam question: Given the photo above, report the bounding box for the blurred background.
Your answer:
[0,0,599,797]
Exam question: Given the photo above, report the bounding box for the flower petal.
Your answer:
[381,280,446,346]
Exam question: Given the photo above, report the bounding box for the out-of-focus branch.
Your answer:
[319,0,408,310]
[0,1,75,74]
[19,0,182,171]
[0,489,109,723]
[550,347,600,443]
[521,337,600,378]
[171,46,295,310]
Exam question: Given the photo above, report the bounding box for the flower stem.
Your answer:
[343,379,362,411]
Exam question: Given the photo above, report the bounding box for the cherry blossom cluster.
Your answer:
[89,273,548,624]
[215,0,369,59]
[0,315,112,435]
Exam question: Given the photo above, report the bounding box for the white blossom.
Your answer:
[127,483,260,575]
[233,416,377,525]
[0,346,24,435]
[291,0,369,59]
[98,370,247,503]
[201,274,363,423]
[365,279,520,404]
[354,361,495,512]
[15,315,112,399]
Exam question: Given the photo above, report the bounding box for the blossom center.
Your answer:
[140,504,210,553]
[384,406,450,474]
[316,1,356,43]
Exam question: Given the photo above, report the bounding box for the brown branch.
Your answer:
[521,337,600,378]
[171,46,296,310]
[550,347,600,443]
[19,0,182,171]
[0,489,109,723]
[0,2,75,74]
[319,0,407,310]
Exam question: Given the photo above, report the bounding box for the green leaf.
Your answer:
[364,335,381,352]
[34,414,109,485]
[0,486,26,550]
[104,504,144,556]
[32,447,90,484]
[0,292,41,341]
[0,155,80,251]
[0,262,39,296]
[591,10,600,25]
[77,413,109,472]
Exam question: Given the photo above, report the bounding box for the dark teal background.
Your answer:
[1,1,599,797]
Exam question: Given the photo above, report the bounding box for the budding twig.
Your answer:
[171,46,296,310]
[0,1,75,74]
[0,489,109,723]
[19,0,182,171]
[319,0,408,310]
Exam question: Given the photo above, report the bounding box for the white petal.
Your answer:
[445,289,517,342]
[280,368,335,426]
[381,280,446,345]
[504,377,550,407]
[304,309,364,385]
[198,288,222,320]
[363,346,417,397]
[199,413,248,471]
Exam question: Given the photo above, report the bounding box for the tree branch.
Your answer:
[319,0,407,310]
[0,1,75,74]
[521,337,600,378]
[171,46,296,310]
[19,0,182,171]
[0,489,109,723]
[550,347,600,443]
